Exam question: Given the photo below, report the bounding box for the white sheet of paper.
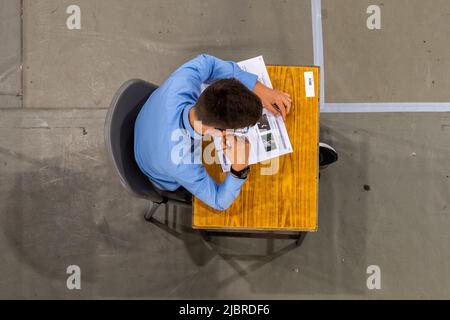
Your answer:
[304,71,315,97]
[237,56,273,89]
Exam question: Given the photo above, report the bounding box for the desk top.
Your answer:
[192,65,320,232]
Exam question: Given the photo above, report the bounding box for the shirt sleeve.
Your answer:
[173,54,259,91]
[176,164,246,211]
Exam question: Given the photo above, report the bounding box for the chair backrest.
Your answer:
[104,79,163,202]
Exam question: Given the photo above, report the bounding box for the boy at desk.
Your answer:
[134,54,337,210]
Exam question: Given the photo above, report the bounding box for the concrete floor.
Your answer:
[0,0,449,299]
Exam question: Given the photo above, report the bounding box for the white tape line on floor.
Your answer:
[311,0,325,105]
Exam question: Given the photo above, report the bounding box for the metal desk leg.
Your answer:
[296,232,307,246]
[199,230,211,242]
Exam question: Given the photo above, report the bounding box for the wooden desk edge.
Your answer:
[191,225,318,232]
[267,64,320,69]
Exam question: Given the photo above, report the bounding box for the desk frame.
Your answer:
[199,229,307,246]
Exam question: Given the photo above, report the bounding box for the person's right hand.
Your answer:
[253,81,292,120]
[222,134,250,172]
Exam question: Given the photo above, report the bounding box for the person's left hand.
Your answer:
[253,81,292,120]
[222,134,250,172]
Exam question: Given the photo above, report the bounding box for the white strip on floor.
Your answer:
[311,0,325,105]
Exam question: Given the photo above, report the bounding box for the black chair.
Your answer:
[104,79,192,222]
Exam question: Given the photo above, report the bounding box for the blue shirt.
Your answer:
[134,54,258,210]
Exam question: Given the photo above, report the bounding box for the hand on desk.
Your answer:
[222,134,250,172]
[253,81,292,120]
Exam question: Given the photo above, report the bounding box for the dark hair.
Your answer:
[195,78,263,129]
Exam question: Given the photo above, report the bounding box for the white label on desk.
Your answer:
[304,71,315,97]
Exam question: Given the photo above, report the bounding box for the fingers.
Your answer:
[234,136,248,165]
[221,135,228,150]
[282,92,292,114]
[223,135,249,166]
[262,91,292,120]
[222,135,234,159]
[284,92,292,102]
[275,100,287,120]
[263,102,279,116]
[281,95,292,114]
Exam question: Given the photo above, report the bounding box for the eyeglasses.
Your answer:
[233,127,250,135]
[214,127,250,135]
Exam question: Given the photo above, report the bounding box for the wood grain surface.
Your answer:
[193,65,319,231]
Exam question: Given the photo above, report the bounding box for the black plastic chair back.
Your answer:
[104,79,163,202]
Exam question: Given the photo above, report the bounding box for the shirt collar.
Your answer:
[181,104,201,140]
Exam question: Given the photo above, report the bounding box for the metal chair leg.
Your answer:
[144,201,163,222]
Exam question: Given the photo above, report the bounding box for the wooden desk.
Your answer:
[193,65,319,233]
